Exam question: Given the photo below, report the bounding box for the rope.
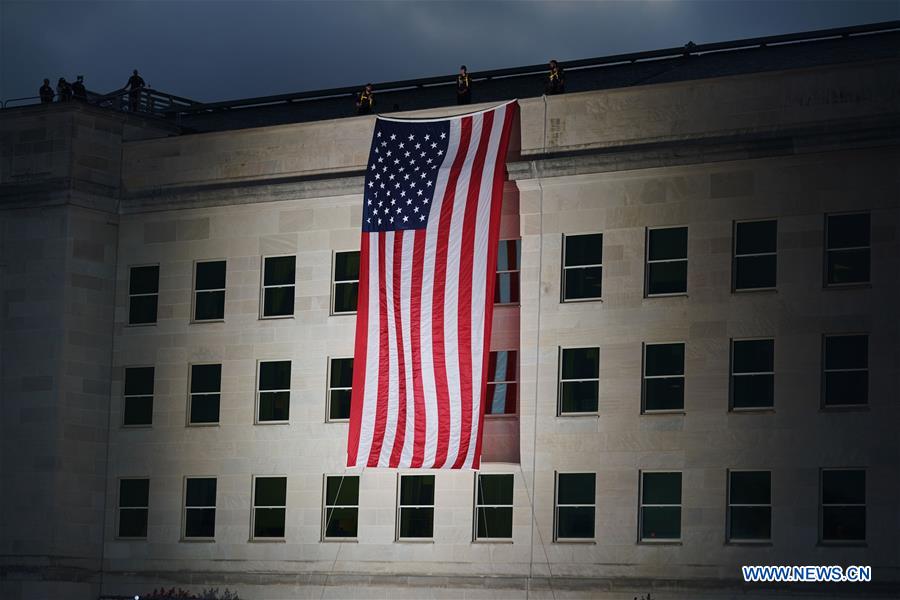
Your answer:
[319,469,350,599]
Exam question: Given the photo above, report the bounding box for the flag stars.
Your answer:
[390,133,396,140]
[408,134,415,141]
[440,132,446,139]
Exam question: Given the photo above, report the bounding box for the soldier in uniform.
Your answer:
[456,65,472,105]
[56,77,72,102]
[545,59,565,95]
[72,75,86,101]
[126,69,146,112]
[39,79,54,103]
[356,83,375,115]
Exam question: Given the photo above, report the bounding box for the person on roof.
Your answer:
[545,59,565,95]
[457,65,472,105]
[126,69,146,111]
[356,83,375,115]
[39,79,54,103]
[72,76,86,101]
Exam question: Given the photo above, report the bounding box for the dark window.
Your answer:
[333,251,360,314]
[262,256,296,317]
[731,339,774,410]
[123,366,154,426]
[475,474,514,540]
[823,335,868,407]
[495,239,521,304]
[646,227,687,295]
[734,220,777,290]
[826,213,870,286]
[324,475,359,539]
[728,471,771,541]
[555,473,595,540]
[643,343,685,412]
[640,472,682,541]
[486,351,517,415]
[398,475,434,539]
[118,478,149,538]
[194,260,226,321]
[257,361,291,422]
[562,233,602,301]
[253,477,286,538]
[558,347,599,414]
[328,358,353,421]
[184,478,216,538]
[821,469,865,542]
[189,364,221,425]
[129,265,159,325]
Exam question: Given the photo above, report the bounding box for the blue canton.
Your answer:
[362,118,451,233]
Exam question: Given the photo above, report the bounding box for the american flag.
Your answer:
[347,101,517,469]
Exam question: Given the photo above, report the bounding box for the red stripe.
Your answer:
[410,229,427,468]
[431,117,473,468]
[346,232,370,466]
[473,104,517,469]
[452,111,495,469]
[367,233,390,466]
[388,232,408,467]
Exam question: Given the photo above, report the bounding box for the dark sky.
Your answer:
[2,0,898,103]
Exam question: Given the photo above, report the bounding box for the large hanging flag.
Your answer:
[347,100,518,469]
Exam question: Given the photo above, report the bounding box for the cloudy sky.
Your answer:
[2,0,897,103]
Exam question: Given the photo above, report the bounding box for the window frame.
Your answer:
[473,472,514,542]
[821,333,869,409]
[726,469,772,544]
[187,362,222,427]
[729,337,775,412]
[557,345,600,417]
[485,350,518,417]
[553,471,596,543]
[644,226,688,298]
[259,254,297,320]
[396,473,435,542]
[322,474,360,542]
[732,219,777,292]
[182,476,217,541]
[495,238,522,306]
[116,477,150,540]
[819,468,866,545]
[331,250,360,316]
[191,259,227,323]
[127,263,160,327]
[254,359,292,425]
[561,232,603,303]
[638,470,683,543]
[250,475,287,541]
[824,211,871,288]
[641,342,686,414]
[326,356,353,423]
[122,365,154,428]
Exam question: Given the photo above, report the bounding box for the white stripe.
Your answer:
[378,231,399,467]
[443,113,484,467]
[357,233,381,466]
[376,99,518,124]
[398,230,416,467]
[420,119,461,468]
[463,105,507,468]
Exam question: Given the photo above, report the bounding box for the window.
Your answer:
[640,471,682,541]
[475,473,514,540]
[188,364,221,425]
[558,347,599,415]
[727,471,771,542]
[328,358,353,422]
[118,478,149,538]
[646,227,687,296]
[554,472,595,540]
[823,335,868,407]
[261,255,296,318]
[486,351,517,415]
[332,251,360,314]
[128,265,159,325]
[183,477,216,539]
[495,239,521,304]
[821,469,865,542]
[252,477,286,539]
[123,366,154,426]
[825,213,870,286]
[734,220,777,290]
[193,260,226,321]
[730,339,774,410]
[257,360,291,423]
[643,343,685,412]
[323,475,359,539]
[562,233,603,301]
[397,474,434,539]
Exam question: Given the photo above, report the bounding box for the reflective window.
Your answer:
[643,343,685,412]
[821,469,865,542]
[826,213,870,286]
[194,260,226,321]
[823,335,868,407]
[184,478,216,539]
[118,478,149,538]
[646,227,687,295]
[189,364,221,425]
[558,347,599,414]
[333,251,360,314]
[252,477,286,539]
[129,265,159,325]
[324,475,359,539]
[257,361,291,422]
[728,471,771,541]
[640,472,682,541]
[495,239,521,304]
[261,256,296,317]
[734,220,777,290]
[328,358,353,421]
[555,472,595,540]
[562,233,602,301]
[123,366,154,426]
[731,339,774,410]
[486,351,517,415]
[398,475,434,539]
[475,474,514,540]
